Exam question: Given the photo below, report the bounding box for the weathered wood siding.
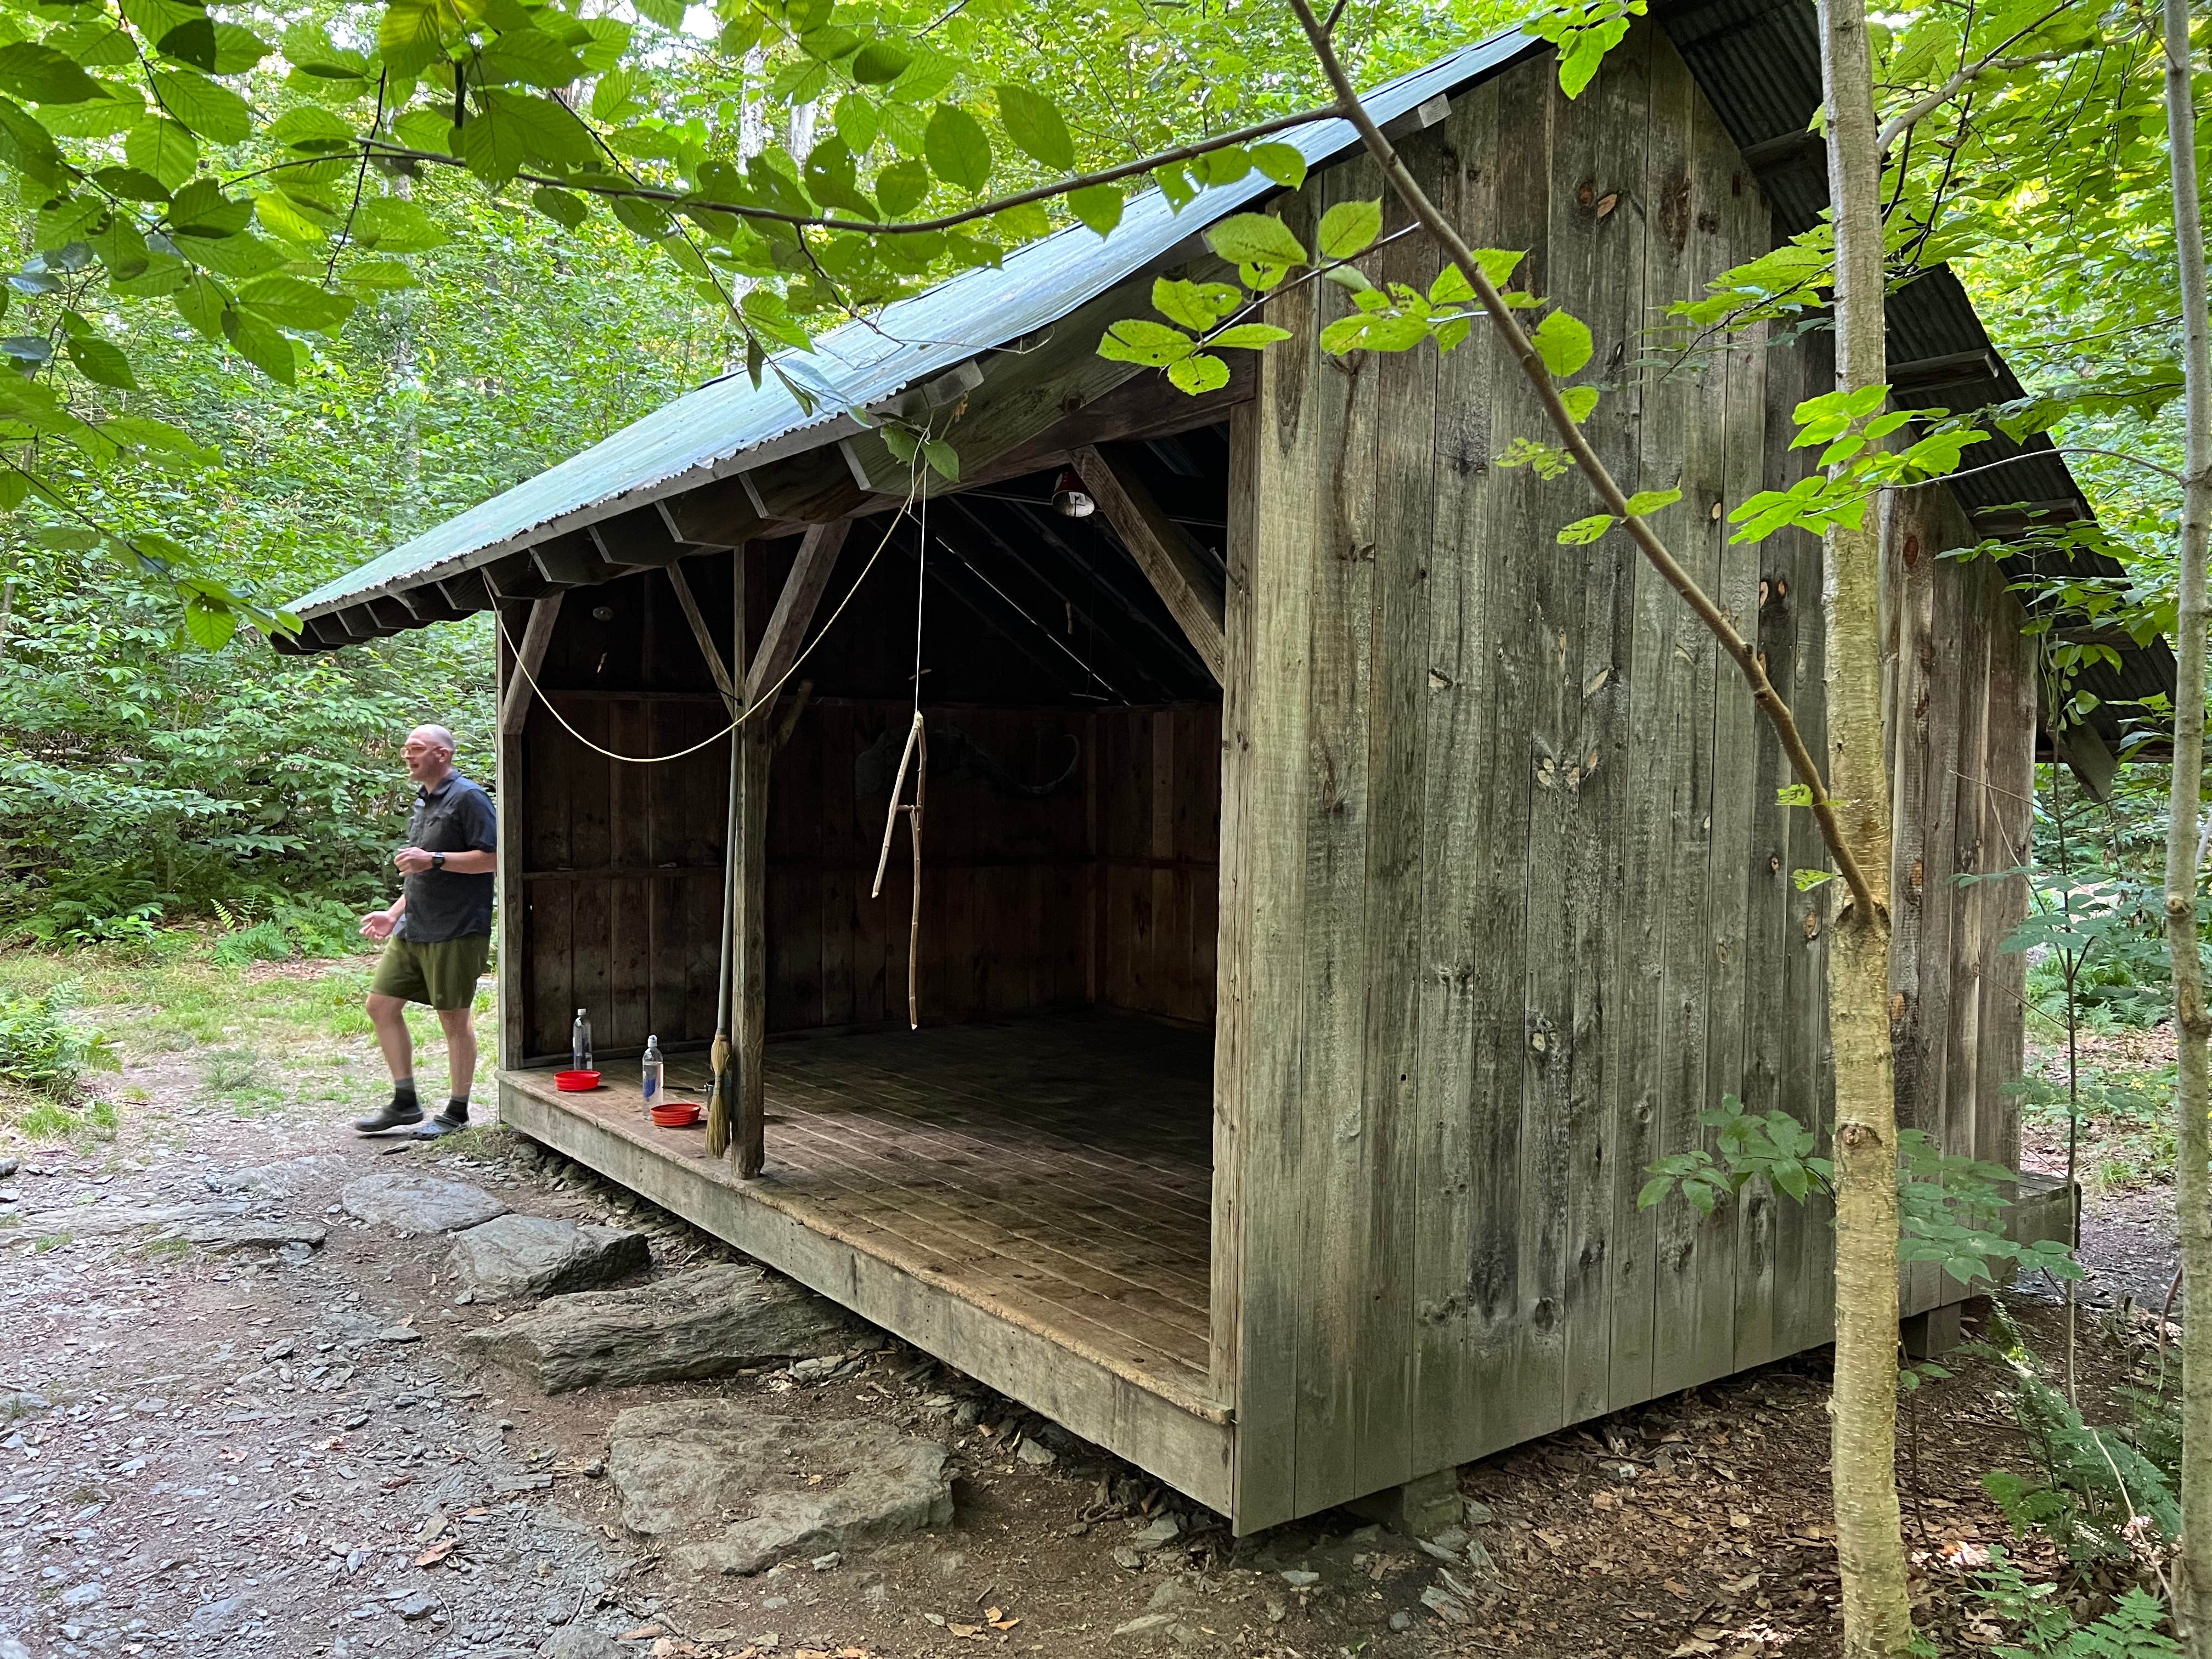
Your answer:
[1220,26,2029,1530]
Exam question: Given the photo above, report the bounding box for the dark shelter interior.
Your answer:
[504,426,1235,1400]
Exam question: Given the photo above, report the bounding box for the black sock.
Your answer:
[392,1079,418,1108]
[443,1097,470,1122]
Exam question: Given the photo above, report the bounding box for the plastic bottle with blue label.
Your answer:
[641,1035,663,1119]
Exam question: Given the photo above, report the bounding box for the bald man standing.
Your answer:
[354,724,499,1137]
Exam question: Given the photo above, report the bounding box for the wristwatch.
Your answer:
[430,851,446,872]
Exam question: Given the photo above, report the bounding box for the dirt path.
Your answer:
[0,961,2180,1659]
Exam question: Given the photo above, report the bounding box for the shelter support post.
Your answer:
[497,593,563,736]
[1070,444,1227,684]
[665,560,740,716]
[1345,1470,1463,1539]
[493,602,527,1071]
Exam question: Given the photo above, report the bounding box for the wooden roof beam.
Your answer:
[589,504,688,568]
[498,594,564,736]
[1070,443,1227,684]
[659,475,770,547]
[747,522,851,710]
[665,558,740,716]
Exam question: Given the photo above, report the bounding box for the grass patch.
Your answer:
[138,1235,194,1263]
[31,1233,71,1252]
[431,1121,518,1162]
[2,1091,116,1149]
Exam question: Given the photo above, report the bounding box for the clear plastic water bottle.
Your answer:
[571,1008,592,1073]
[641,1035,663,1118]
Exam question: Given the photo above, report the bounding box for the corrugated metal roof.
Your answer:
[282,25,1543,619]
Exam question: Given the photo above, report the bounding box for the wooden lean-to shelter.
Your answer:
[280,0,2171,1533]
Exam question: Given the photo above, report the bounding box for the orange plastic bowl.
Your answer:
[650,1102,701,1127]
[555,1069,602,1092]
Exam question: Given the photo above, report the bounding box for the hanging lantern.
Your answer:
[1051,469,1094,517]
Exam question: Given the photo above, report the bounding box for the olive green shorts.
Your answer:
[370,934,490,1011]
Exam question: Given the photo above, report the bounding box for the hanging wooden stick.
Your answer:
[905,718,926,1030]
[870,708,927,1029]
[872,708,924,898]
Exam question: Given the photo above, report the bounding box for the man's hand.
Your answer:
[360,909,397,941]
[394,847,434,874]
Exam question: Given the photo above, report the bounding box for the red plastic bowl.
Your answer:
[554,1069,601,1092]
[650,1102,701,1127]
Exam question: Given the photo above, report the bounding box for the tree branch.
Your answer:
[1282,0,1883,923]
[349,100,1336,239]
[1876,8,2072,156]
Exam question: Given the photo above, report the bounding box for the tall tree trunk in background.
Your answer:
[1816,0,1911,1652]
[2161,0,2212,1647]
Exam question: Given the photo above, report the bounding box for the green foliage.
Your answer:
[1729,387,1990,544]
[1969,1548,2179,1659]
[1972,1311,2181,1572]
[0,981,118,1099]
[1639,1094,2084,1288]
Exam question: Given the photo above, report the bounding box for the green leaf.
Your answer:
[478,28,585,88]
[921,438,958,480]
[994,83,1073,172]
[390,106,453,155]
[236,274,356,332]
[221,304,298,383]
[1622,487,1681,516]
[1068,183,1121,236]
[268,106,354,151]
[532,185,589,229]
[169,178,252,237]
[875,156,930,217]
[1204,212,1306,269]
[1637,1174,1674,1210]
[148,70,251,144]
[354,195,448,252]
[1167,353,1230,394]
[850,40,912,84]
[1530,308,1593,377]
[65,335,137,389]
[573,17,631,74]
[1430,263,1474,305]
[923,102,991,193]
[1776,783,1813,806]
[833,93,878,155]
[171,272,227,340]
[1151,276,1239,331]
[156,17,219,70]
[1558,513,1617,545]
[183,591,237,650]
[1247,142,1306,187]
[340,258,417,289]
[378,1,447,78]
[1317,198,1382,261]
[1792,867,1835,891]
[0,42,108,105]
[1096,317,1194,368]
[1559,385,1599,422]
[1207,323,1290,350]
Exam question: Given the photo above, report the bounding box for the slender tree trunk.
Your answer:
[2161,0,2212,1646]
[1816,0,1912,1654]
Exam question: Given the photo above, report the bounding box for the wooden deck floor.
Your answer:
[500,1012,1217,1415]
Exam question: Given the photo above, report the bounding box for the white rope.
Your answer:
[492,468,919,766]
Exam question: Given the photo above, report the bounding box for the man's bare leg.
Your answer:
[356,992,425,1131]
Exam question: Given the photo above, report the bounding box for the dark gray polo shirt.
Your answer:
[398,772,498,943]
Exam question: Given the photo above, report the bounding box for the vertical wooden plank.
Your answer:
[1229,166,1321,1527]
[1345,124,1438,1496]
[736,547,771,1176]
[1776,325,1837,1358]
[1289,148,1379,1521]
[567,697,614,1062]
[494,602,527,1068]
[1942,557,1995,1173]
[1213,406,1258,1412]
[607,699,652,1054]
[1410,70,1502,1477]
[819,707,856,1027]
[1978,576,2036,1171]
[1606,33,1692,1410]
[1556,30,1653,1427]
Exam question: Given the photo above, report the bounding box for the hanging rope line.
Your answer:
[488,465,922,765]
[868,441,932,1029]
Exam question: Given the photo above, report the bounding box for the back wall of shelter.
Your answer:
[505,539,1222,1064]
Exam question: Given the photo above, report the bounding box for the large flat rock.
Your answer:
[202,1154,349,1198]
[608,1400,952,1575]
[445,1214,650,1301]
[340,1172,507,1235]
[460,1264,867,1393]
